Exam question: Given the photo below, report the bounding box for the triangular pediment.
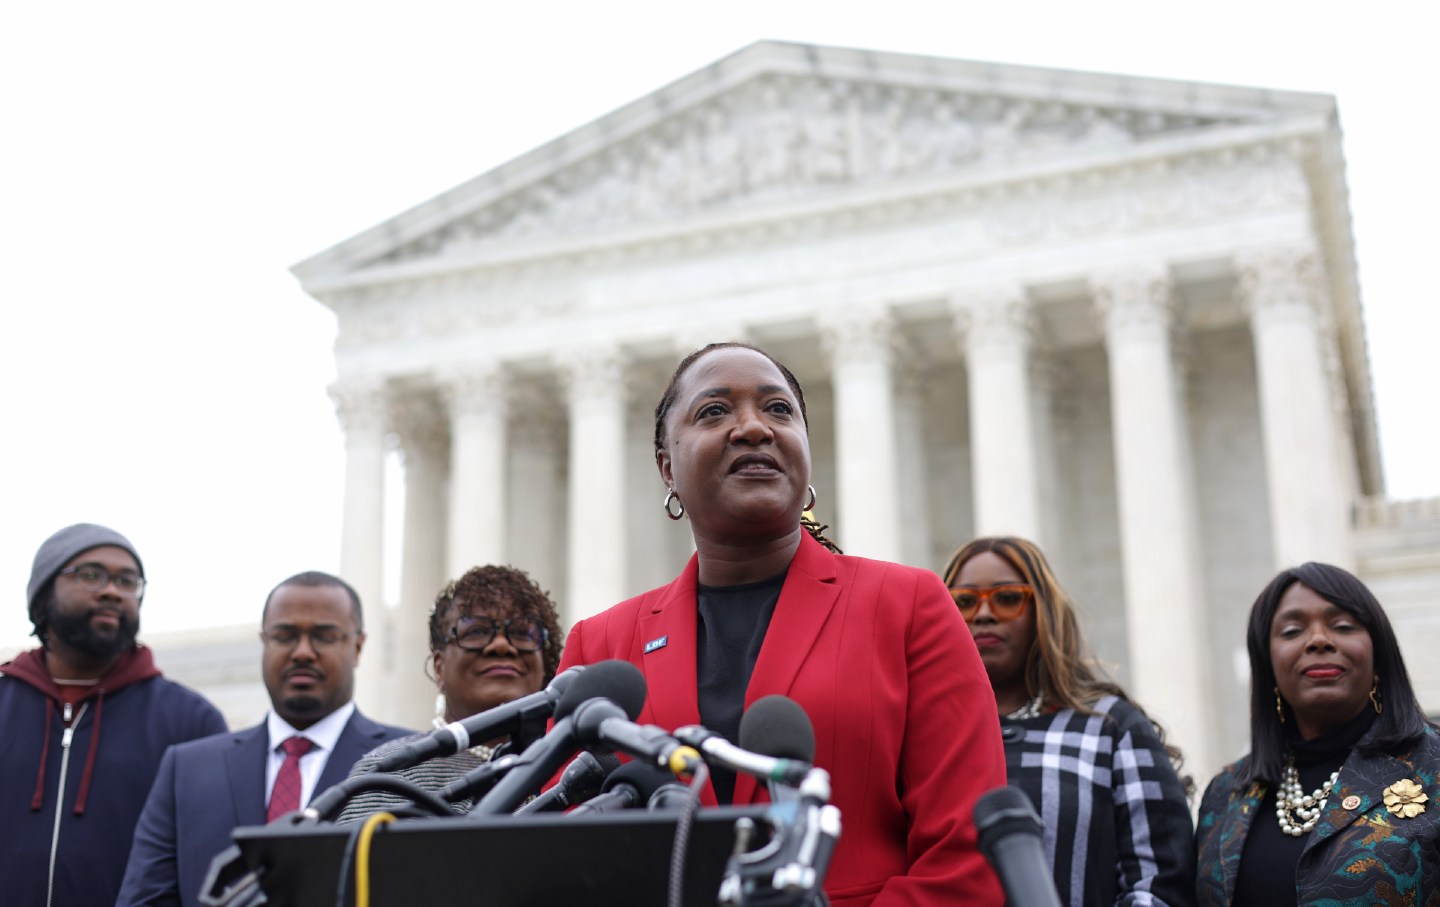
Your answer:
[294,40,1335,284]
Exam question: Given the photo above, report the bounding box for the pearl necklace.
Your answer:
[1005,695,1045,721]
[1275,755,1341,836]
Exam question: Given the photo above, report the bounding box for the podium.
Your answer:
[225,806,770,906]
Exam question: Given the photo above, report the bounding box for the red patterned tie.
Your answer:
[267,735,315,821]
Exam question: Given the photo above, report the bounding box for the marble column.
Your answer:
[952,285,1044,543]
[391,395,450,730]
[443,363,508,578]
[558,347,628,624]
[1092,266,1216,775]
[894,358,934,568]
[508,385,567,606]
[329,378,390,719]
[823,307,903,562]
[1238,246,1355,569]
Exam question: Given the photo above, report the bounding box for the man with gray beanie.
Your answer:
[0,523,227,907]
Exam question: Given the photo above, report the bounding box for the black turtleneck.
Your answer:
[1233,707,1377,907]
[694,571,785,804]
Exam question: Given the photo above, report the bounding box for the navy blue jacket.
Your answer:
[117,711,412,907]
[0,647,227,907]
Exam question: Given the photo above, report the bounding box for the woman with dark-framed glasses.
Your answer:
[335,564,563,822]
[942,536,1196,907]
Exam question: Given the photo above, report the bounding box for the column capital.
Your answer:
[949,283,1033,359]
[1091,264,1175,341]
[439,362,509,420]
[554,345,628,404]
[329,377,389,436]
[1235,244,1325,323]
[509,384,566,447]
[389,391,449,463]
[819,305,897,366]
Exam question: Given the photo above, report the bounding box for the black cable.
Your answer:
[668,761,708,907]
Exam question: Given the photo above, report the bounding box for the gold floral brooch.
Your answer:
[1382,779,1428,819]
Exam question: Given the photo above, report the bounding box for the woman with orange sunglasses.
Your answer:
[942,536,1197,907]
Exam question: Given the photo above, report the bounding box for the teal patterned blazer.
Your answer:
[1196,723,1440,906]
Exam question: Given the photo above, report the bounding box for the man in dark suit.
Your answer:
[116,571,412,907]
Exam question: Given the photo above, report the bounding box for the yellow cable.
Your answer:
[354,811,396,907]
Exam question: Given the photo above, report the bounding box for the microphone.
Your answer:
[569,761,691,815]
[435,752,521,804]
[739,695,816,763]
[468,660,647,815]
[570,698,703,778]
[674,698,812,788]
[375,665,587,772]
[739,695,815,803]
[974,786,1062,907]
[513,750,621,814]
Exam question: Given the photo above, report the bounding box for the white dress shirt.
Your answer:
[263,701,356,810]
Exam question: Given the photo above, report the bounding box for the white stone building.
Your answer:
[271,41,1438,779]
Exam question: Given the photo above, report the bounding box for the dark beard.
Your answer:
[280,694,324,720]
[47,604,139,659]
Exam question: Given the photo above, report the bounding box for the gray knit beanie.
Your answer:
[27,523,146,636]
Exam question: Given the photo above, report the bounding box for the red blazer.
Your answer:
[558,533,1006,907]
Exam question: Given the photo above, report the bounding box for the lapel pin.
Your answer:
[1383,779,1427,819]
[644,635,669,654]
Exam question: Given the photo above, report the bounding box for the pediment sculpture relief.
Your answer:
[377,75,1218,265]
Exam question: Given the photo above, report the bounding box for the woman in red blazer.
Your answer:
[556,342,1005,907]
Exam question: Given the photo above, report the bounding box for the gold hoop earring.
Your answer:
[1371,675,1383,715]
[804,485,817,512]
[663,488,685,520]
[1274,687,1286,724]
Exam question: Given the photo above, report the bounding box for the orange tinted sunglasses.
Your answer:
[950,584,1033,621]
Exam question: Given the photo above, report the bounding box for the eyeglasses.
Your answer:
[260,627,353,651]
[448,614,548,653]
[951,584,1033,621]
[58,565,146,597]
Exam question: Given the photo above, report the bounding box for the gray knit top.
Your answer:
[333,731,495,824]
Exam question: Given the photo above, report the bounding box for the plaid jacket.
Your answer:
[1196,722,1440,906]
[1003,695,1196,907]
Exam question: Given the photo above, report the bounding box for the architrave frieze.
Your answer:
[326,148,1318,357]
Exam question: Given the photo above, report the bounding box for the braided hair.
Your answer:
[653,341,840,553]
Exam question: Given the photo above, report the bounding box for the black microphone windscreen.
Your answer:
[974,785,1044,856]
[600,760,682,801]
[739,695,816,762]
[554,659,647,722]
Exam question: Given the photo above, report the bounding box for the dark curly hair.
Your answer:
[653,341,839,553]
[427,565,564,683]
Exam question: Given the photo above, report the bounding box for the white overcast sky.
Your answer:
[2,1,1436,649]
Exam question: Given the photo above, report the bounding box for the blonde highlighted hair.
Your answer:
[942,536,1190,789]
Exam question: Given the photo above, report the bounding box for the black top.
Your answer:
[1233,708,1377,907]
[694,572,784,804]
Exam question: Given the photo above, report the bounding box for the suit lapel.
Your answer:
[226,725,271,828]
[315,711,382,799]
[1222,782,1265,904]
[637,556,701,732]
[735,535,840,805]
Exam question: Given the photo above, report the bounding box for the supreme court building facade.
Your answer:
[292,42,1440,777]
